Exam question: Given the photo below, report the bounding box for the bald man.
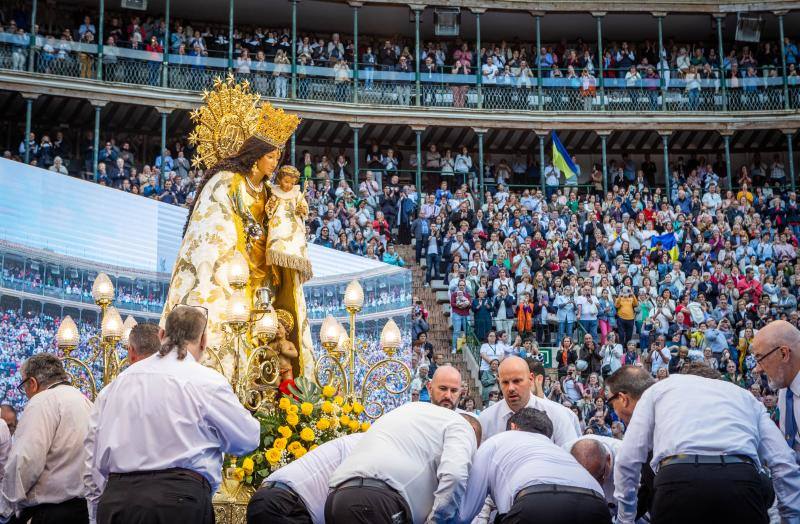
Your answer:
[564,435,621,508]
[752,320,800,463]
[478,356,580,445]
[428,365,463,410]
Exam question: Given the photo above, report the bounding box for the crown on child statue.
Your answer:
[253,102,301,150]
[187,74,301,169]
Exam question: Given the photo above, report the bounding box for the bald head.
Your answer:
[428,365,462,410]
[570,438,611,484]
[498,356,533,412]
[752,320,800,390]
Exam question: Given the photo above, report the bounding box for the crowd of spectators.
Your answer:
[393,150,800,428]
[2,5,799,91]
[0,310,103,411]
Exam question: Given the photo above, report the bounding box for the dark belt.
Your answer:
[109,467,211,493]
[334,477,396,492]
[263,481,296,494]
[514,483,605,503]
[658,454,757,469]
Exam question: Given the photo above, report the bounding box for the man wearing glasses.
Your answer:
[86,305,260,524]
[751,320,800,465]
[608,364,800,524]
[0,354,92,523]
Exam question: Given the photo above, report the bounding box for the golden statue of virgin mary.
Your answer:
[161,76,314,380]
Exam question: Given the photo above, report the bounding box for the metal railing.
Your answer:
[3,34,799,114]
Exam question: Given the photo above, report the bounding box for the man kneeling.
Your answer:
[457,408,610,524]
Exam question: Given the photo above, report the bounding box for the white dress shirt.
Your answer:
[0,384,92,517]
[779,371,800,464]
[458,431,603,523]
[479,394,581,446]
[563,434,621,504]
[0,420,10,485]
[84,350,260,513]
[266,434,363,524]
[329,402,476,524]
[614,374,800,524]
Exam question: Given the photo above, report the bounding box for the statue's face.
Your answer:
[256,149,281,176]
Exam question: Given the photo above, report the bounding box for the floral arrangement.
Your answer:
[225,376,370,489]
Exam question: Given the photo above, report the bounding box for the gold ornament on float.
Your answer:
[253,102,301,150]
[188,74,262,169]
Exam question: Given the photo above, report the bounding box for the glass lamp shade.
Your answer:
[101,307,124,340]
[227,251,250,288]
[56,315,80,348]
[320,315,341,348]
[91,273,115,304]
[226,291,251,324]
[252,308,278,340]
[380,319,402,354]
[336,323,351,352]
[120,316,138,346]
[343,280,364,311]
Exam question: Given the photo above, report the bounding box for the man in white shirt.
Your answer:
[479,356,580,445]
[247,434,363,524]
[609,364,800,524]
[0,406,16,436]
[564,435,621,508]
[752,320,800,464]
[0,419,9,485]
[701,183,722,213]
[87,305,260,524]
[326,402,479,524]
[0,354,92,523]
[575,285,600,341]
[458,408,609,524]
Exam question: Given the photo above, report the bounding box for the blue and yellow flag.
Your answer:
[551,131,578,180]
[650,232,679,261]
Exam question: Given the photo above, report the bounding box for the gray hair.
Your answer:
[160,306,206,360]
[21,354,69,389]
[507,407,553,438]
[129,323,160,358]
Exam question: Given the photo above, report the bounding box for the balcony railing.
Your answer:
[2,34,799,113]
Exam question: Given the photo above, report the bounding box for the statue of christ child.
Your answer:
[270,309,299,382]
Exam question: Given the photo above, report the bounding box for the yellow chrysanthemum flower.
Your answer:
[286,413,300,426]
[231,467,244,481]
[242,457,254,475]
[309,444,319,451]
[322,385,336,398]
[300,427,315,442]
[348,420,359,432]
[352,402,365,415]
[321,401,334,414]
[278,426,292,439]
[288,404,299,415]
[316,418,331,431]
[288,440,301,451]
[273,437,288,451]
[360,422,371,432]
[291,445,307,458]
[278,397,291,410]
[341,403,353,415]
[300,402,314,416]
[339,415,351,426]
[333,396,344,406]
[265,448,282,464]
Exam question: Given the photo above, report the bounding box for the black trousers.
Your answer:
[247,485,311,524]
[499,491,611,524]
[325,484,411,524]
[12,498,88,524]
[97,469,214,524]
[651,463,769,524]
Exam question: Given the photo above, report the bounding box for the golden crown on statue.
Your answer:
[253,102,301,150]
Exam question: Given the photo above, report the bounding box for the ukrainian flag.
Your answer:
[650,232,680,261]
[551,131,578,180]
